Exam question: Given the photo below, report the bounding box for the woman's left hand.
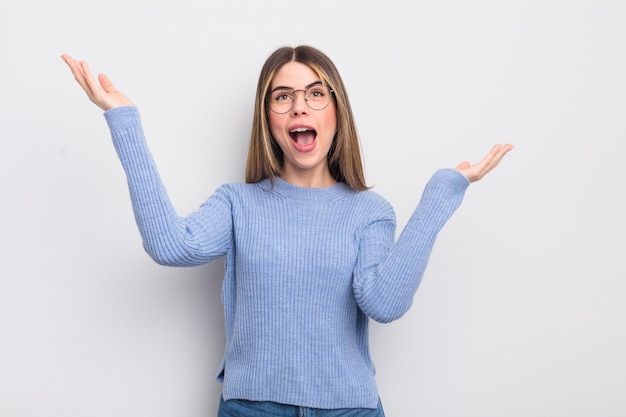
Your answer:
[455,143,514,183]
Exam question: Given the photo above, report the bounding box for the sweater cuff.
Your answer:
[103,106,141,130]
[432,168,471,192]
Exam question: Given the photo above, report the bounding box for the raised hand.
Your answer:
[61,54,133,111]
[455,143,514,183]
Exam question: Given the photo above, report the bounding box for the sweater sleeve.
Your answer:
[353,169,470,323]
[104,106,232,266]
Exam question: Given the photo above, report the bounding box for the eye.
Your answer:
[273,90,293,102]
[307,86,326,98]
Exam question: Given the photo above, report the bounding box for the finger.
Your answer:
[61,54,91,93]
[465,145,501,178]
[485,143,514,171]
[479,143,512,169]
[482,144,505,165]
[478,143,514,177]
[79,60,104,98]
[499,143,515,156]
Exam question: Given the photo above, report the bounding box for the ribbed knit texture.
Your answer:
[104,106,470,409]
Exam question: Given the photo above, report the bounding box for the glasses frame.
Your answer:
[267,84,335,114]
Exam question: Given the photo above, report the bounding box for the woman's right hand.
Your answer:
[61,54,134,111]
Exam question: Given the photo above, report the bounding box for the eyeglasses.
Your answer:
[267,83,334,114]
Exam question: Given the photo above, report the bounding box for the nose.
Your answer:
[291,90,308,114]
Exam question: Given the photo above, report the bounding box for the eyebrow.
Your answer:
[269,81,323,93]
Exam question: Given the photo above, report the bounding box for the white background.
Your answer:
[1,1,625,416]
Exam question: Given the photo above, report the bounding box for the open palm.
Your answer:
[61,54,133,111]
[456,143,514,183]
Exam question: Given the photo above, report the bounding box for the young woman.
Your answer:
[61,45,512,416]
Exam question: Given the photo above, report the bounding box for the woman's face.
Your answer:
[268,62,337,188]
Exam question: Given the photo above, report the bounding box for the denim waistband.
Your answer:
[218,395,385,417]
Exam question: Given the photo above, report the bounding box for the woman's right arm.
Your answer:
[105,107,233,266]
[61,55,232,266]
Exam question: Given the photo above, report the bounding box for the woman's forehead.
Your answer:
[271,62,320,88]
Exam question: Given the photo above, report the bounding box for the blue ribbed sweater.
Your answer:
[104,106,470,409]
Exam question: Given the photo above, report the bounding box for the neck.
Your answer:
[279,167,337,189]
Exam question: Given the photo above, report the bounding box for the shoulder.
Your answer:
[345,188,396,222]
[209,180,274,203]
[353,188,392,207]
[218,180,272,194]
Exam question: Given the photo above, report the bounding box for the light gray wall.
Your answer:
[2,1,625,416]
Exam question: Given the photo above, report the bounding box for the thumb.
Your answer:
[98,73,116,92]
[455,161,470,170]
[94,73,134,109]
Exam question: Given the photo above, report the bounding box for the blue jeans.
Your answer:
[218,396,386,417]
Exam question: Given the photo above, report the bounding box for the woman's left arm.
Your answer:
[353,144,513,323]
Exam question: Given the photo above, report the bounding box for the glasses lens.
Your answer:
[305,85,332,110]
[269,89,294,114]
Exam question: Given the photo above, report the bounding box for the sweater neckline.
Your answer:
[263,177,353,201]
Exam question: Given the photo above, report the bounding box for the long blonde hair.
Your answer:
[245,45,368,191]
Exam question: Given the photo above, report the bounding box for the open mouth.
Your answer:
[289,127,317,146]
